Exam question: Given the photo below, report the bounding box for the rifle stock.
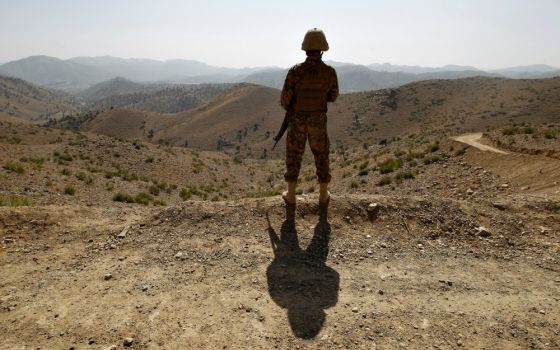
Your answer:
[272,111,290,150]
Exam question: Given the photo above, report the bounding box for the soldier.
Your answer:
[280,28,339,206]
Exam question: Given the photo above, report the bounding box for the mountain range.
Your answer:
[0,55,559,94]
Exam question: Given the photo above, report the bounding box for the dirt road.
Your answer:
[453,133,509,154]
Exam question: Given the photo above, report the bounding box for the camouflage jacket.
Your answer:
[280,56,339,114]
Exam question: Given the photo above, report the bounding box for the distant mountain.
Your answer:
[0,55,111,91]
[0,55,279,92]
[489,64,560,78]
[368,63,481,74]
[538,70,560,78]
[241,69,287,89]
[1,55,559,94]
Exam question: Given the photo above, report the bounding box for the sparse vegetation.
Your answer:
[3,161,24,174]
[378,158,403,174]
[113,192,154,205]
[0,195,32,207]
[64,186,76,195]
[395,170,415,181]
[377,176,392,186]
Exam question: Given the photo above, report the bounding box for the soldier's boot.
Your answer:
[319,182,330,204]
[282,181,297,205]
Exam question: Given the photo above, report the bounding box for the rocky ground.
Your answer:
[1,139,560,349]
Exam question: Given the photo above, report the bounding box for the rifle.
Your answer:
[272,111,291,150]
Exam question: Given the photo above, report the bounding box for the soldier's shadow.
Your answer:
[266,205,340,339]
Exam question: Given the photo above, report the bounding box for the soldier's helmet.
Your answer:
[301,28,329,51]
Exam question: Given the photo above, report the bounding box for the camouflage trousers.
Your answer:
[284,113,331,183]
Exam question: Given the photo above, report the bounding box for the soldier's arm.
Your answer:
[280,68,296,111]
[327,68,339,103]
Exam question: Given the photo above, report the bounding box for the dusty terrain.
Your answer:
[1,130,559,349]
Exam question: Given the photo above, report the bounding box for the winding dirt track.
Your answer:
[453,133,509,154]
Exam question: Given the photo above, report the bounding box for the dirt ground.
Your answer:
[1,134,560,349]
[1,178,559,350]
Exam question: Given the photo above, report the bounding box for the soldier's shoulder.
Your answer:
[288,63,304,73]
[323,62,337,73]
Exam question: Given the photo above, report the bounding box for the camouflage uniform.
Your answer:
[280,56,339,183]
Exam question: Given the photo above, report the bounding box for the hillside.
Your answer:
[78,77,151,102]
[78,76,560,161]
[86,82,236,114]
[0,75,78,123]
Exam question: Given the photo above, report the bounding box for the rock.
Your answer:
[105,346,117,350]
[466,188,474,195]
[104,273,113,280]
[142,285,149,292]
[476,226,492,238]
[492,202,508,210]
[117,226,129,238]
[521,186,530,191]
[351,307,359,313]
[123,337,134,346]
[500,183,509,189]
[378,290,384,295]
[174,252,183,259]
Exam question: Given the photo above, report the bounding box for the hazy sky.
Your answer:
[1,0,559,69]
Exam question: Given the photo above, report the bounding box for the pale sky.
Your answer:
[1,0,559,69]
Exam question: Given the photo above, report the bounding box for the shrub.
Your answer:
[358,168,369,176]
[544,130,557,139]
[455,148,466,156]
[180,188,192,200]
[395,170,415,181]
[113,192,135,203]
[350,181,359,189]
[145,156,154,163]
[423,155,442,165]
[502,127,519,135]
[3,161,24,174]
[133,192,153,205]
[153,199,166,206]
[21,157,44,169]
[149,184,160,196]
[0,195,32,207]
[58,153,73,161]
[426,142,440,153]
[64,186,76,195]
[378,158,403,174]
[377,176,392,186]
[61,168,71,176]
